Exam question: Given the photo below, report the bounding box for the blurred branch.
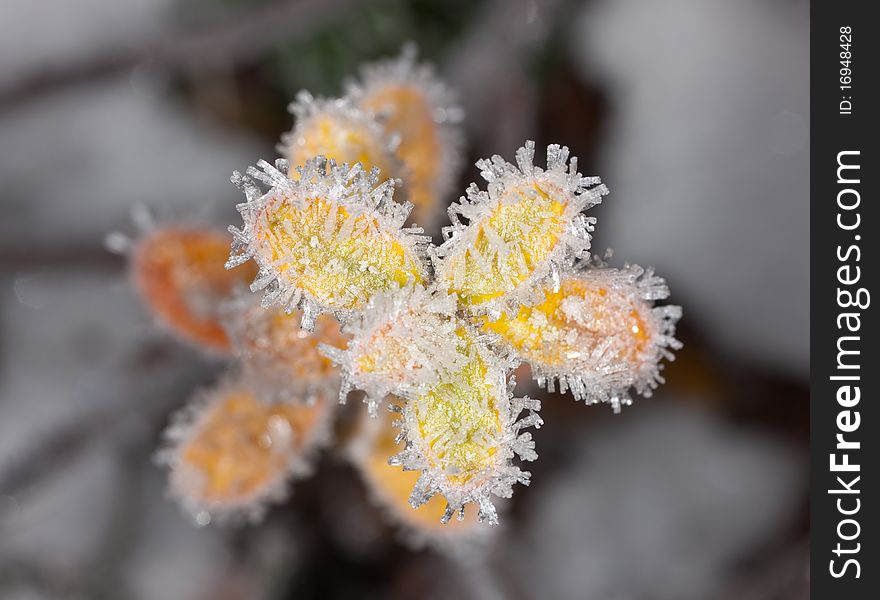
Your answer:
[0,242,123,272]
[0,344,213,499]
[0,401,148,500]
[0,0,366,110]
[0,556,129,599]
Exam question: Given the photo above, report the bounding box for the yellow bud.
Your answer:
[228,158,428,324]
[483,278,648,366]
[226,297,349,402]
[390,327,540,524]
[441,181,571,306]
[409,350,503,486]
[351,401,483,544]
[434,142,607,312]
[320,285,461,413]
[349,46,463,226]
[283,92,403,192]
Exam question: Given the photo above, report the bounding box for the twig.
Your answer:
[0,345,216,499]
[0,0,366,110]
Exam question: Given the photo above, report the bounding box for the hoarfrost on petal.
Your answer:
[434,141,609,315]
[481,260,681,409]
[226,156,430,326]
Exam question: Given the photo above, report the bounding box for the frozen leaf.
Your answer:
[320,284,461,414]
[281,91,405,199]
[348,401,488,548]
[434,141,608,314]
[227,157,430,327]
[482,263,682,412]
[222,291,348,403]
[388,330,541,525]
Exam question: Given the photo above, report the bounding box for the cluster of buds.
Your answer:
[121,46,680,545]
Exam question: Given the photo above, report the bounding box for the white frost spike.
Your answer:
[226,156,430,328]
[320,284,463,415]
[483,260,682,412]
[434,141,609,314]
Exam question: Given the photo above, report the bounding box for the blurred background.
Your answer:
[0,0,809,599]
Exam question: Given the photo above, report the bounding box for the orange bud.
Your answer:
[158,380,335,524]
[132,228,256,352]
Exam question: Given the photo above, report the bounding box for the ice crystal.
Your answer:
[433,141,609,315]
[130,227,257,352]
[227,156,431,329]
[347,44,464,226]
[482,262,682,412]
[156,378,335,525]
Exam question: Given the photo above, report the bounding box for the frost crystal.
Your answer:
[482,263,682,412]
[156,378,335,525]
[320,284,462,414]
[433,141,609,314]
[227,156,430,328]
[347,44,464,226]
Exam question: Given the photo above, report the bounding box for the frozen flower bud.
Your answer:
[227,156,430,329]
[347,44,464,226]
[320,285,462,414]
[434,141,608,313]
[348,401,487,548]
[387,331,542,525]
[481,264,682,412]
[282,92,405,196]
[131,227,257,352]
[222,291,348,403]
[156,379,335,525]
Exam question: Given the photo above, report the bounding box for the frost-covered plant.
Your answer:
[123,47,680,541]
